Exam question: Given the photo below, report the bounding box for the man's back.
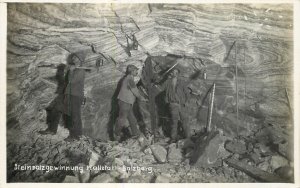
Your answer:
[117,75,136,105]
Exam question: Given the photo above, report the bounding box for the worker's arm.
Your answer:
[151,74,167,92]
[128,78,147,101]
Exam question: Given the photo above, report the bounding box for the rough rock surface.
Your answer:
[225,140,248,154]
[270,155,289,171]
[63,176,80,183]
[7,3,293,141]
[155,174,171,183]
[167,143,183,164]
[91,173,114,183]
[7,124,259,183]
[7,3,293,183]
[192,132,227,168]
[150,144,168,163]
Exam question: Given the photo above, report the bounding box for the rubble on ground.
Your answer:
[7,115,293,183]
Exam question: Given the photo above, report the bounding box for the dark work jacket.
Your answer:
[161,77,190,105]
[64,68,85,97]
[63,68,85,115]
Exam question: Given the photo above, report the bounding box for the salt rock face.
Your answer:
[7,3,293,143]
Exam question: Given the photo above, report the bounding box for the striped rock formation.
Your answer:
[7,3,293,141]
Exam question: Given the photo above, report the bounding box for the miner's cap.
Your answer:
[126,64,139,74]
[68,51,88,65]
[171,67,180,73]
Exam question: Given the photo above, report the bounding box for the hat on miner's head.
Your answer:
[75,51,87,63]
[171,66,180,73]
[68,51,88,66]
[57,63,66,70]
[126,64,138,74]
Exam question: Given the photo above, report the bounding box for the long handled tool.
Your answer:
[161,61,180,77]
[207,83,216,132]
[235,42,239,136]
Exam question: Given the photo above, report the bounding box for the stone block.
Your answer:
[126,175,146,183]
[270,155,289,171]
[155,174,171,183]
[225,140,247,154]
[89,150,100,166]
[191,131,227,168]
[257,159,271,172]
[110,170,121,178]
[274,166,294,181]
[63,175,80,183]
[112,158,124,167]
[92,173,114,183]
[255,143,272,156]
[278,142,293,161]
[142,154,156,164]
[167,145,182,164]
[177,138,195,149]
[144,147,152,155]
[73,163,90,183]
[150,144,167,163]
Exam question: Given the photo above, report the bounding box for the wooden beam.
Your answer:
[225,158,288,182]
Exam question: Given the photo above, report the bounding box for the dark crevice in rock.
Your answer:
[129,17,141,31]
[148,4,152,14]
[8,37,41,52]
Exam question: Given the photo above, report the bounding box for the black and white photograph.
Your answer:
[3,1,299,184]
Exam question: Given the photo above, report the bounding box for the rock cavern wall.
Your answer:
[7,3,293,143]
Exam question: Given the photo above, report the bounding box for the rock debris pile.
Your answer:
[7,115,293,183]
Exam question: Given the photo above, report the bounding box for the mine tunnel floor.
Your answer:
[7,118,293,183]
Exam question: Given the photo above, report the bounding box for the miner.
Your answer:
[115,64,147,142]
[153,67,191,143]
[63,52,88,141]
[39,64,66,135]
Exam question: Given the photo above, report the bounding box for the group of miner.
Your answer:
[40,51,200,144]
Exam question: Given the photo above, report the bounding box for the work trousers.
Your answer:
[115,100,140,139]
[137,100,152,135]
[63,95,83,138]
[46,95,64,133]
[169,103,191,140]
[46,108,62,133]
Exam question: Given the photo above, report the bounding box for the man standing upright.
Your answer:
[154,67,191,143]
[115,64,147,142]
[40,64,66,135]
[63,52,87,141]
